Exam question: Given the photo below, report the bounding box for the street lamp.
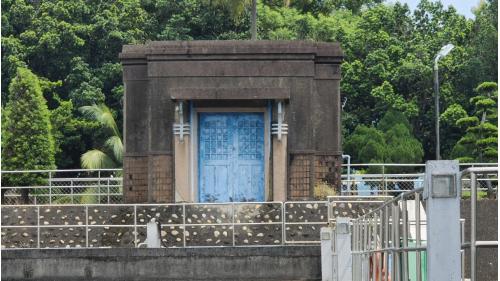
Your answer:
[434,43,454,160]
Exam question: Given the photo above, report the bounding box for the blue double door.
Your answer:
[198,112,265,202]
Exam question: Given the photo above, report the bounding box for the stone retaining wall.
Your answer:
[1,201,383,248]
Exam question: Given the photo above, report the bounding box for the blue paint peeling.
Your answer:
[198,112,265,202]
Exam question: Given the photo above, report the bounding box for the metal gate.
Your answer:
[322,162,498,281]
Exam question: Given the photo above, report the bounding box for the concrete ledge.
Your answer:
[120,40,343,59]
[171,87,290,100]
[2,246,321,281]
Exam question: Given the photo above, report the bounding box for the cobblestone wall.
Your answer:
[1,201,381,249]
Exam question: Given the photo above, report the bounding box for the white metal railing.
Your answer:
[1,169,122,204]
[348,166,498,281]
[341,173,497,195]
[1,201,336,249]
[350,188,425,281]
[460,167,499,281]
[1,164,497,205]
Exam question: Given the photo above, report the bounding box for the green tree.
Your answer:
[79,104,123,169]
[344,110,424,172]
[440,103,469,158]
[1,67,55,203]
[378,110,423,172]
[344,124,386,163]
[453,82,498,162]
[371,81,418,118]
[205,0,257,39]
[1,0,497,167]
[332,0,384,14]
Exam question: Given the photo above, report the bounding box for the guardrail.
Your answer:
[350,188,426,281]
[460,167,499,281]
[1,169,122,205]
[1,200,350,249]
[1,165,497,205]
[342,173,497,195]
[348,166,498,281]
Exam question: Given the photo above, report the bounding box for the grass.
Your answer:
[461,190,491,199]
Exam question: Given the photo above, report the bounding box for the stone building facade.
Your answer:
[119,40,343,203]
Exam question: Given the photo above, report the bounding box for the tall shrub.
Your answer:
[2,67,55,203]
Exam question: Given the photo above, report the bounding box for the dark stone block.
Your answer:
[234,224,282,246]
[39,206,85,226]
[184,204,232,224]
[285,223,326,242]
[136,205,183,225]
[87,226,136,248]
[234,203,282,223]
[185,225,233,247]
[1,227,37,248]
[39,227,86,248]
[1,206,38,226]
[88,206,135,225]
[285,202,328,223]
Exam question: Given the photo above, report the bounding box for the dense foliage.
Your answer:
[1,0,497,168]
[452,82,498,162]
[344,110,424,172]
[2,67,56,201]
[2,67,56,172]
[79,104,123,169]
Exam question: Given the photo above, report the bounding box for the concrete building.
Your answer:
[119,40,343,203]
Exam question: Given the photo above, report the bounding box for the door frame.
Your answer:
[190,107,271,202]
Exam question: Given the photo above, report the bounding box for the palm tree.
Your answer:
[79,104,123,169]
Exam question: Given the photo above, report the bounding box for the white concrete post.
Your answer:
[321,227,334,281]
[146,220,161,248]
[335,217,352,281]
[424,160,460,281]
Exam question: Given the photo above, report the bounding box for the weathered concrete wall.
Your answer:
[120,41,344,202]
[1,247,321,281]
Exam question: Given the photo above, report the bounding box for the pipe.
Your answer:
[342,154,351,192]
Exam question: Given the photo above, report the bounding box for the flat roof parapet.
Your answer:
[119,40,343,62]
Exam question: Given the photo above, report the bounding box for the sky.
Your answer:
[389,0,481,18]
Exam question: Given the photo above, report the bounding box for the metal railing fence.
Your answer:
[342,162,497,174]
[342,173,497,195]
[1,164,497,205]
[349,166,498,281]
[1,200,343,249]
[350,188,425,281]
[460,167,499,281]
[1,169,122,205]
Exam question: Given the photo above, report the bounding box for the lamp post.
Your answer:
[251,0,257,40]
[433,43,454,160]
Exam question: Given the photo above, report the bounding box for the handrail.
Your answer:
[1,168,122,173]
[354,187,423,221]
[460,166,498,281]
[460,166,499,176]
[0,200,331,248]
[1,163,496,173]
